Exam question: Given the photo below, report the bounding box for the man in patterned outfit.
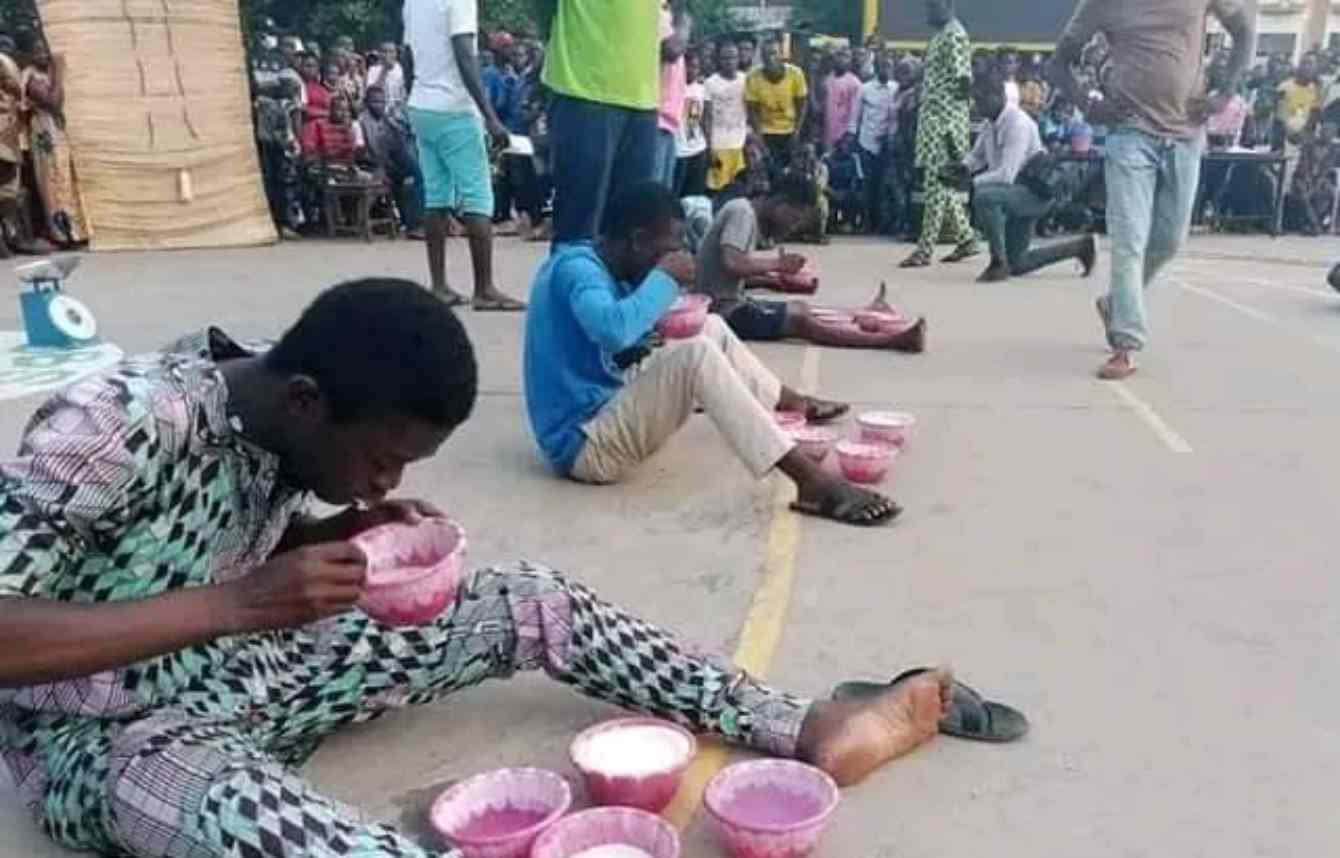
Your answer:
[0,279,972,857]
[901,0,979,269]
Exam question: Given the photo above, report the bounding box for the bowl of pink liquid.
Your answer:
[354,517,467,626]
[774,410,808,431]
[429,767,572,858]
[836,441,897,485]
[856,411,916,448]
[530,807,681,858]
[570,718,697,813]
[789,426,837,464]
[656,295,711,340]
[704,760,840,858]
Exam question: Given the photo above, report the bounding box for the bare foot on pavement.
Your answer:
[797,667,953,787]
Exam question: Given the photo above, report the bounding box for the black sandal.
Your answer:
[790,486,901,527]
[899,250,931,269]
[803,397,850,424]
[833,668,1028,742]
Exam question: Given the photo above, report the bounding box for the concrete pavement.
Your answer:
[2,231,1338,858]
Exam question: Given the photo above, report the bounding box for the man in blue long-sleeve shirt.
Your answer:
[523,181,901,527]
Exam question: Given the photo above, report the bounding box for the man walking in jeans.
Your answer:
[1050,0,1253,380]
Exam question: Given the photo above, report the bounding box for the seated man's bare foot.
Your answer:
[778,389,849,424]
[796,667,952,787]
[891,317,927,354]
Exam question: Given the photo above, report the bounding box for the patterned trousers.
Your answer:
[42,564,811,857]
[915,176,975,256]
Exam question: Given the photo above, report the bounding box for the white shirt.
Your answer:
[404,0,478,114]
[966,103,1043,187]
[848,78,898,155]
[704,73,747,150]
[367,62,406,106]
[1004,78,1020,107]
[677,81,708,157]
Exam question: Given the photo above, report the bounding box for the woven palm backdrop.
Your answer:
[37,0,275,250]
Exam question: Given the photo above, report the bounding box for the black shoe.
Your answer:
[1079,234,1098,277]
[1329,261,1340,293]
[976,262,1010,283]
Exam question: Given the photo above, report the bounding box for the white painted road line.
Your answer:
[1176,278,1340,355]
[1106,381,1194,454]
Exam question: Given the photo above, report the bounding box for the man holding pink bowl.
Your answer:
[525,181,901,527]
[0,279,1024,858]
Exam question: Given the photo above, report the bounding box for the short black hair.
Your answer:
[770,172,818,208]
[603,181,686,242]
[266,279,478,428]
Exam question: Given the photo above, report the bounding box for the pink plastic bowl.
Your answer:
[530,807,682,858]
[704,760,840,858]
[789,426,837,463]
[354,517,467,626]
[429,767,571,858]
[656,295,711,340]
[774,410,807,431]
[570,717,697,813]
[856,411,917,448]
[836,441,896,485]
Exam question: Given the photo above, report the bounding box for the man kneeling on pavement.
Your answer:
[2,280,1026,858]
[965,76,1097,284]
[525,181,908,527]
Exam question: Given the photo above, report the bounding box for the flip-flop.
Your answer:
[790,486,901,527]
[473,295,528,312]
[899,252,931,269]
[433,289,470,309]
[832,668,1029,743]
[804,398,850,424]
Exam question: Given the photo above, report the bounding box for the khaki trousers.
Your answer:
[572,315,796,484]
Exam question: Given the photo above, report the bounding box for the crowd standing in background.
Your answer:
[0,29,89,256]
[242,8,1340,276]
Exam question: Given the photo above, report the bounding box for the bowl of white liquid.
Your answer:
[569,718,696,813]
[530,807,681,858]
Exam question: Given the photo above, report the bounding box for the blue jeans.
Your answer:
[1103,127,1203,351]
[549,94,658,244]
[652,129,678,189]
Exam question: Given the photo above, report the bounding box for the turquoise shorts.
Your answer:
[407,107,493,217]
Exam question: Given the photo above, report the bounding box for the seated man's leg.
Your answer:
[571,325,794,483]
[278,564,951,787]
[104,715,436,858]
[724,298,925,353]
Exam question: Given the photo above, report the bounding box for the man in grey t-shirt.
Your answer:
[695,174,927,352]
[1049,0,1253,380]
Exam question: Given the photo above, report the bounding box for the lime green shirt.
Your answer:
[543,0,660,110]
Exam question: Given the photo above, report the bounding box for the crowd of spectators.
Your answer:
[246,22,1340,247]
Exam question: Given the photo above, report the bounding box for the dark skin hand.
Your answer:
[450,33,508,148]
[0,499,440,689]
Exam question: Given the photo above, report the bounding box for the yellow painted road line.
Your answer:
[663,347,820,830]
[1105,380,1193,454]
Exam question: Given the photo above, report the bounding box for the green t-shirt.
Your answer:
[543,0,660,110]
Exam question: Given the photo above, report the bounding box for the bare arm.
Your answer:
[451,33,507,143]
[1211,0,1255,92]
[1047,0,1102,105]
[722,245,783,278]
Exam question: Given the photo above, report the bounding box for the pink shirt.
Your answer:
[658,57,687,134]
[823,72,862,149]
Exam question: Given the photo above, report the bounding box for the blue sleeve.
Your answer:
[564,259,679,354]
